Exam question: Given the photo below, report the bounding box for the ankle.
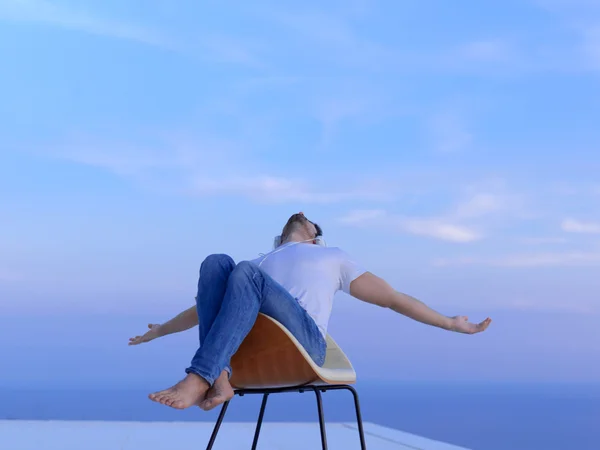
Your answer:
[186,372,210,388]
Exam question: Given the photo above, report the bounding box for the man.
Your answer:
[129,212,491,411]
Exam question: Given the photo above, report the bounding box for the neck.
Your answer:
[281,231,309,245]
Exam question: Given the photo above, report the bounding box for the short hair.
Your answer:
[312,221,323,237]
[281,213,323,241]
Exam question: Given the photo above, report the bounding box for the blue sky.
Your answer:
[1,0,600,387]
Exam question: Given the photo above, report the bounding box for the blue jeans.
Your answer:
[185,254,327,386]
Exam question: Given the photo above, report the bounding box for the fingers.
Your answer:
[128,335,146,345]
[475,317,492,332]
[129,326,158,345]
[454,317,491,334]
[479,317,491,326]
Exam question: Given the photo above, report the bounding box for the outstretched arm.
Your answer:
[157,305,199,336]
[129,305,199,345]
[349,272,491,334]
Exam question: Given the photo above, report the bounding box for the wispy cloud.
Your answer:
[0,0,261,65]
[436,36,535,75]
[433,251,600,267]
[338,209,482,243]
[0,0,175,50]
[44,132,395,205]
[338,187,520,243]
[402,218,482,243]
[191,176,390,204]
[562,218,600,233]
[338,209,387,225]
[453,193,505,218]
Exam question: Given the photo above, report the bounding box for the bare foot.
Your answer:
[199,370,234,411]
[149,373,209,409]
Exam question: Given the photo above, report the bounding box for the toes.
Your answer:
[149,382,208,410]
[154,393,167,403]
[164,395,177,407]
[149,390,172,404]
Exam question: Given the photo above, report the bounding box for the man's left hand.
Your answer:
[449,316,492,334]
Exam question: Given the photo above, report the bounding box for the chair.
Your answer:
[205,313,367,450]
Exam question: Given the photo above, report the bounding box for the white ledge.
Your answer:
[1,420,470,449]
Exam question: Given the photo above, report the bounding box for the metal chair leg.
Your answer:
[314,388,328,450]
[251,393,269,450]
[205,400,231,450]
[344,386,367,450]
[204,385,365,450]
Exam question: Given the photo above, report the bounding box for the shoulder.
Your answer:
[249,254,265,264]
[322,246,353,260]
[327,246,349,254]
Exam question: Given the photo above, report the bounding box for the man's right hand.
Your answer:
[128,323,163,345]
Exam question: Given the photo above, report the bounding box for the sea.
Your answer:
[1,382,598,450]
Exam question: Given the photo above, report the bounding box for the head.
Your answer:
[279,212,323,245]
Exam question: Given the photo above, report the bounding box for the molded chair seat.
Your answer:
[206,313,366,450]
[230,313,356,389]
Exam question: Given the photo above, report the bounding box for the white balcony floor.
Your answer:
[1,420,470,450]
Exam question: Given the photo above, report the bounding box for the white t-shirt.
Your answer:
[250,242,367,337]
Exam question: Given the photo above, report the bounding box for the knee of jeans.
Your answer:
[230,260,259,281]
[200,253,235,273]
